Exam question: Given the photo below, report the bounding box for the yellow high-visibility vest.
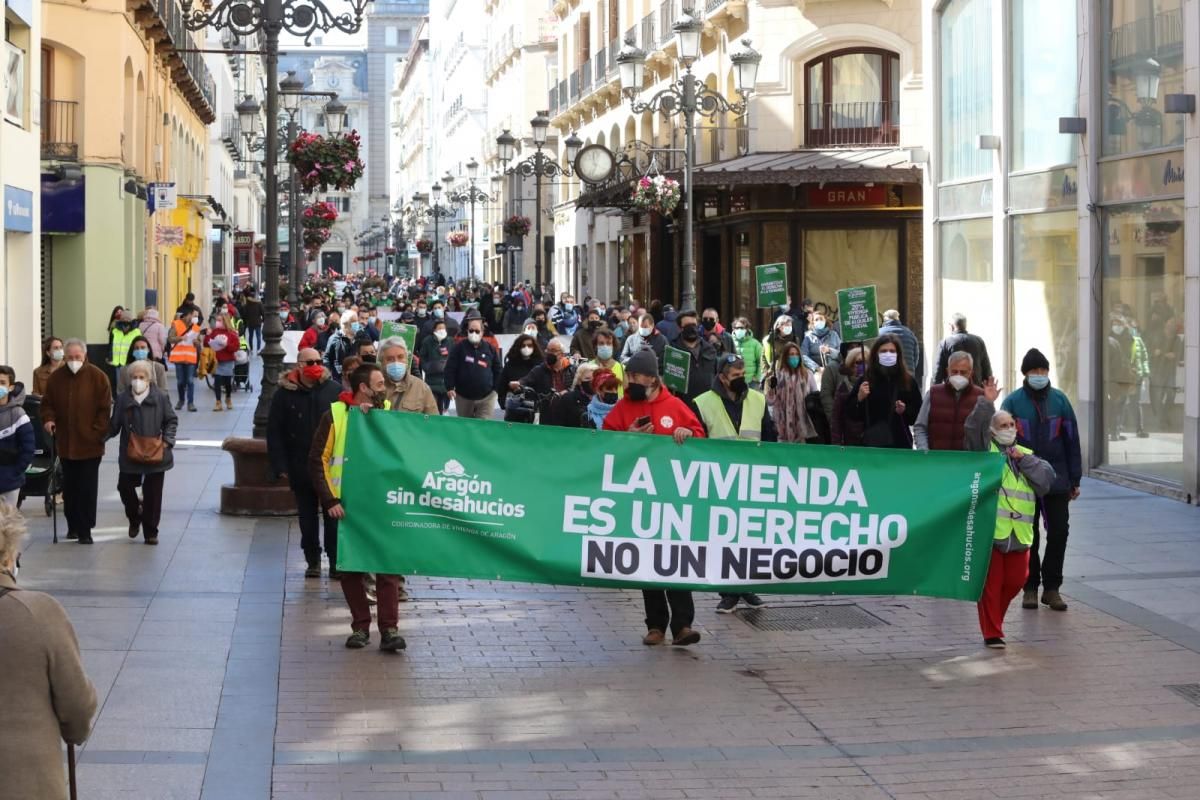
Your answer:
[992,442,1037,548]
[694,389,766,441]
[327,400,390,499]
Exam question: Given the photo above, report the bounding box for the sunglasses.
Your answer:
[720,353,745,366]
[300,359,323,366]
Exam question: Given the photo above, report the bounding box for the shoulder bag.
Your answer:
[126,405,164,465]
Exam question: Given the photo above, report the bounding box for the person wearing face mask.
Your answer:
[879,309,924,388]
[40,339,111,544]
[204,312,242,411]
[117,335,169,395]
[418,320,453,414]
[761,314,799,381]
[0,502,99,800]
[728,318,763,389]
[168,314,203,412]
[1002,348,1082,613]
[31,337,65,397]
[444,316,501,420]
[323,313,361,382]
[106,309,140,399]
[585,368,621,429]
[587,329,625,395]
[498,334,542,415]
[912,351,983,452]
[0,366,34,508]
[380,338,437,414]
[822,342,868,446]
[619,311,666,369]
[268,348,344,578]
[700,308,735,355]
[569,309,604,361]
[766,343,823,444]
[502,294,528,334]
[543,363,599,428]
[138,307,169,364]
[519,339,576,420]
[964,387,1056,648]
[800,310,842,374]
[308,364,406,653]
[846,334,922,449]
[529,307,557,348]
[107,360,177,545]
[669,309,721,403]
[602,349,706,647]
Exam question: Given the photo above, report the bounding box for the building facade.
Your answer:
[924,0,1199,499]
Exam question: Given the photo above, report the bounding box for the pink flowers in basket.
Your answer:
[630,175,681,216]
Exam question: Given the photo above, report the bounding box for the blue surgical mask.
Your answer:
[1027,375,1050,390]
[0,386,8,401]
[386,362,407,381]
[351,322,362,333]
[132,348,150,361]
[433,308,445,318]
[279,311,289,319]
[786,355,801,369]
[597,345,613,361]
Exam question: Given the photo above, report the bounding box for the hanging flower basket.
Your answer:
[446,231,469,248]
[385,246,397,255]
[503,215,532,237]
[288,130,365,193]
[416,238,433,254]
[631,175,681,216]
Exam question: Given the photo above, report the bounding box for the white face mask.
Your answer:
[51,349,65,362]
[433,329,447,341]
[467,332,482,344]
[878,352,898,367]
[639,326,653,337]
[131,378,149,395]
[779,325,793,337]
[993,428,1017,447]
[520,346,534,358]
[524,328,537,337]
[67,360,84,374]
[948,374,971,391]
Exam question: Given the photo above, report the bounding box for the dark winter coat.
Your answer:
[934,331,993,385]
[266,367,343,486]
[418,335,451,394]
[0,385,36,492]
[1002,385,1082,495]
[107,387,178,474]
[444,339,501,400]
[40,362,111,461]
[846,371,922,449]
[240,298,265,328]
[497,354,539,408]
[669,333,721,401]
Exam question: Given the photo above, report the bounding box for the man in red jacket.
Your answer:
[603,349,706,646]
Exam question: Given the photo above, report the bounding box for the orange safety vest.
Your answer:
[169,320,201,365]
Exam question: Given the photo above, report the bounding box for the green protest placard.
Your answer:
[836,285,880,341]
[338,413,1004,600]
[755,263,788,308]
[662,346,691,394]
[380,321,418,357]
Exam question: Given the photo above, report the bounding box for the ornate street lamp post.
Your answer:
[616,7,760,311]
[410,187,454,280]
[445,158,495,282]
[180,0,368,437]
[496,113,581,295]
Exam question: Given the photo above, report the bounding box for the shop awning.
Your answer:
[691,148,923,186]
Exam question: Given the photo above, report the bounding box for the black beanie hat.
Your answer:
[1020,348,1050,375]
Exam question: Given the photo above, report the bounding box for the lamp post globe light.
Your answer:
[495,113,578,294]
[616,6,760,311]
[446,157,496,282]
[178,0,369,438]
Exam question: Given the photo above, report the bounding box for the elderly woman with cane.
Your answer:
[109,359,178,544]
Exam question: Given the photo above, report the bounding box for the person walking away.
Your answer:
[1003,348,1082,612]
[730,318,763,389]
[116,336,169,394]
[108,360,177,544]
[497,333,541,413]
[380,338,438,414]
[767,342,822,444]
[107,309,140,399]
[879,309,923,388]
[308,364,406,652]
[821,343,868,446]
[761,314,800,383]
[205,313,241,411]
[0,502,98,800]
[619,312,666,370]
[31,337,65,397]
[693,354,774,614]
[0,367,35,507]
[800,308,841,375]
[418,319,452,414]
[168,313,203,411]
[846,334,921,449]
[138,307,169,365]
[40,339,111,543]
[602,349,706,646]
[240,289,265,353]
[587,328,624,395]
[585,368,621,429]
[444,317,501,420]
[934,313,993,386]
[964,383,1055,648]
[670,309,720,403]
[268,348,343,578]
[912,351,983,451]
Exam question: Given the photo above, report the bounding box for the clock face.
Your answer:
[575,144,615,184]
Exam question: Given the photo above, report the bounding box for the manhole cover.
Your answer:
[735,603,886,632]
[1166,684,1200,706]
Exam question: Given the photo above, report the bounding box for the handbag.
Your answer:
[125,406,164,465]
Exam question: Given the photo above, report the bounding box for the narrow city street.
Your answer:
[13,362,1200,800]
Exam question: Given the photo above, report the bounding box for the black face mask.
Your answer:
[702,318,717,331]
[534,317,546,325]
[627,383,649,401]
[545,353,560,367]
[727,377,748,395]
[588,320,602,330]
[360,354,376,364]
[579,382,594,396]
[600,392,619,405]
[681,324,700,341]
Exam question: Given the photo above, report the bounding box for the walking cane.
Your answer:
[50,434,59,544]
[68,743,78,800]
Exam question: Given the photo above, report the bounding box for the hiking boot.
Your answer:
[304,564,320,579]
[672,627,701,647]
[345,630,370,649]
[715,596,739,614]
[213,402,223,412]
[144,536,158,545]
[225,398,233,410]
[742,593,768,609]
[379,629,407,652]
[1022,589,1039,609]
[174,400,184,410]
[1042,590,1068,611]
[642,629,665,646]
[128,520,140,539]
[984,637,1006,649]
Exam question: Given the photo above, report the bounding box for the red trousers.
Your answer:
[341,573,401,633]
[977,547,1030,640]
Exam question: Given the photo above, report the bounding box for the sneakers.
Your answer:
[742,593,767,609]
[1042,590,1068,611]
[188,404,197,412]
[715,596,739,614]
[672,627,701,647]
[345,630,370,649]
[984,637,1006,649]
[174,400,184,410]
[1021,589,1039,609]
[642,629,665,646]
[304,564,320,578]
[128,520,140,539]
[379,629,407,652]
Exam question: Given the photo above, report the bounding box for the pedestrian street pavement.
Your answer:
[13,359,1200,799]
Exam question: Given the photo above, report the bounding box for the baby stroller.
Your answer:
[16,395,62,541]
[232,346,253,393]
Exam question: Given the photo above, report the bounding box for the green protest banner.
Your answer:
[755,263,788,308]
[380,321,418,364]
[836,285,880,341]
[662,346,691,394]
[338,413,1004,601]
